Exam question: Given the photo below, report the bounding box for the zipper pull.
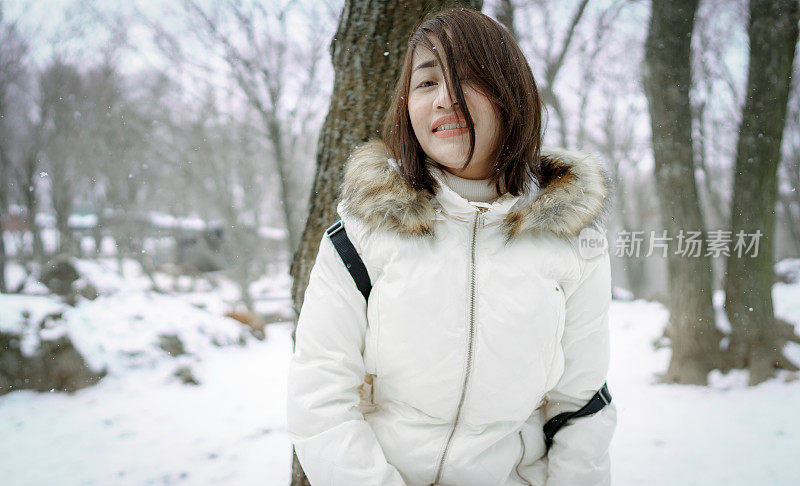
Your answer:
[470,202,489,229]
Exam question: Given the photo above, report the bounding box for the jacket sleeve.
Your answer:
[543,236,617,486]
[286,228,407,486]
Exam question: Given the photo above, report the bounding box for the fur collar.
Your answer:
[340,138,613,240]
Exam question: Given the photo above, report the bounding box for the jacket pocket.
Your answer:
[360,288,381,415]
[513,431,533,486]
[554,281,567,347]
[366,282,381,375]
[363,283,380,376]
[357,373,377,414]
[555,281,566,322]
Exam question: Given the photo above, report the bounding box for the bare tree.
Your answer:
[178,89,277,309]
[690,0,748,230]
[0,17,29,292]
[643,0,723,385]
[723,0,800,385]
[573,0,628,150]
[590,94,653,299]
[516,0,590,148]
[139,0,332,255]
[37,57,88,257]
[11,102,48,268]
[77,60,165,282]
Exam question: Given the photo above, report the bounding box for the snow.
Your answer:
[68,213,98,228]
[608,296,800,486]
[0,294,68,357]
[1,259,800,485]
[258,226,289,240]
[0,294,67,335]
[0,258,294,485]
[61,291,246,374]
[72,259,139,295]
[148,211,209,230]
[0,324,292,485]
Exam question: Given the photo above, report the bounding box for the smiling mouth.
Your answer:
[433,122,468,132]
[432,127,469,139]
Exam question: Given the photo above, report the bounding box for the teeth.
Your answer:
[435,122,467,132]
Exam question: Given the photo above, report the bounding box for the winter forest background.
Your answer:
[1,0,799,485]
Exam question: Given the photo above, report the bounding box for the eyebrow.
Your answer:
[413,59,437,72]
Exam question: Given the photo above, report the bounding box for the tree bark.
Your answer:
[643,0,723,385]
[288,1,481,484]
[723,0,800,385]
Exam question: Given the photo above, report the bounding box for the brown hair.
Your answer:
[381,7,544,197]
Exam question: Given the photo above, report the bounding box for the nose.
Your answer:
[435,83,458,110]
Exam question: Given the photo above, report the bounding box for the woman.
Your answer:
[287,8,616,486]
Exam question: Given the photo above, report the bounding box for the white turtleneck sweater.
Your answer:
[438,169,501,203]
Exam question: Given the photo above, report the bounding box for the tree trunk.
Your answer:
[494,0,518,43]
[723,0,800,385]
[0,125,9,293]
[55,210,72,256]
[780,196,800,256]
[288,1,481,484]
[22,149,45,264]
[0,175,7,294]
[643,0,723,385]
[780,97,800,254]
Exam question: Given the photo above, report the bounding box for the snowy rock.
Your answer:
[0,283,251,396]
[0,294,104,395]
[64,291,249,374]
[612,286,635,301]
[40,255,107,304]
[158,334,186,357]
[0,327,105,397]
[775,258,800,284]
[39,254,80,296]
[172,365,199,385]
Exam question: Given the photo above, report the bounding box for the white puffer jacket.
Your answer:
[287,139,617,486]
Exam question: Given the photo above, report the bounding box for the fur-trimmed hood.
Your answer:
[340,138,613,240]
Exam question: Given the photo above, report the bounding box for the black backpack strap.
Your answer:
[543,382,612,452]
[326,219,372,301]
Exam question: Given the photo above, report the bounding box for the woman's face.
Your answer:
[407,41,501,180]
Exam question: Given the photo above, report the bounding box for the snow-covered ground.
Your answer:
[608,290,800,486]
[1,259,799,485]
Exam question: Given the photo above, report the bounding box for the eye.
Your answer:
[416,80,436,88]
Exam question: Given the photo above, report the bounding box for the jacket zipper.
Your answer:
[431,208,486,485]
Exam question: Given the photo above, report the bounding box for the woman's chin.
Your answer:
[427,148,469,166]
